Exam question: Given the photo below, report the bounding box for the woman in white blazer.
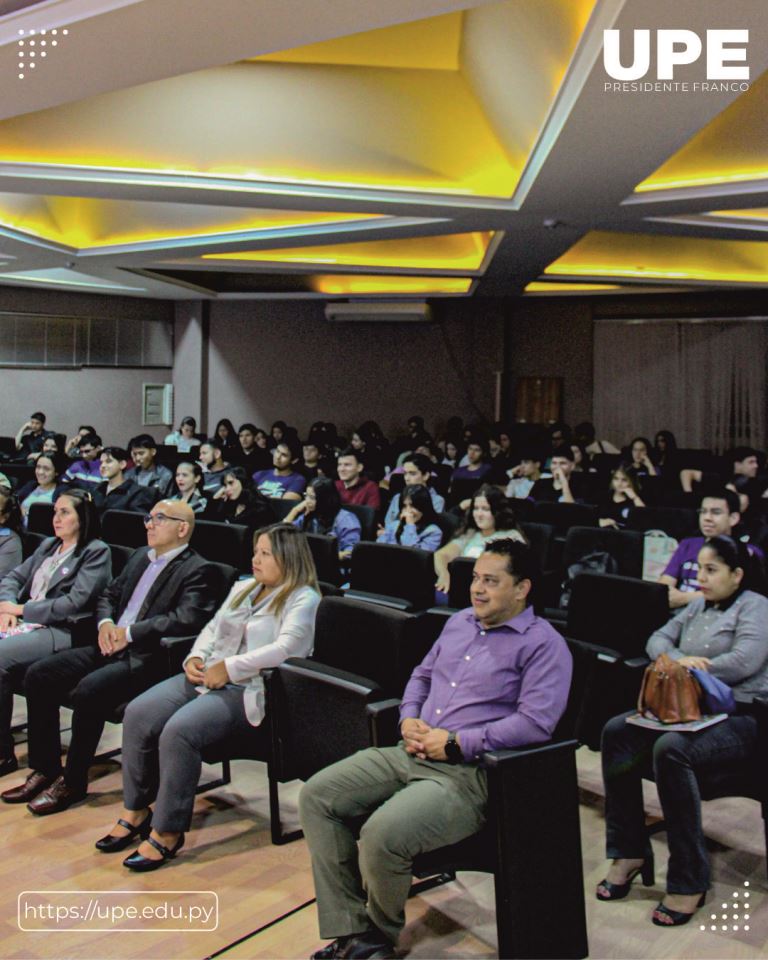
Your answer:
[95,523,321,870]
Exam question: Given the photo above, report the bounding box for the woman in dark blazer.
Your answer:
[0,489,111,776]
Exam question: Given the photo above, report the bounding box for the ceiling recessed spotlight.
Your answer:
[29,62,35,68]
[62,29,68,35]
[18,73,24,79]
[51,29,57,35]
[40,51,46,57]
[51,40,57,46]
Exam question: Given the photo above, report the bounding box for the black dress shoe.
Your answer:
[95,813,153,853]
[123,833,184,872]
[344,932,396,959]
[310,936,357,959]
[0,755,18,777]
[1,771,52,804]
[27,775,87,816]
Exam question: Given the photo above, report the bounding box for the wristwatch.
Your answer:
[444,731,463,764]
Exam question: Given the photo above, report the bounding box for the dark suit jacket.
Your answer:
[95,546,224,662]
[0,538,112,648]
[92,479,156,515]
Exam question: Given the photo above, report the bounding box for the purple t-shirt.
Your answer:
[663,535,764,592]
[399,606,572,760]
[252,469,306,499]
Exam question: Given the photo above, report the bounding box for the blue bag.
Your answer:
[690,669,736,715]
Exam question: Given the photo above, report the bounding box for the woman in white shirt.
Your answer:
[164,416,199,453]
[95,524,321,870]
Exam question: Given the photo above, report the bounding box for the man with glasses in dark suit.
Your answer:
[1,500,225,814]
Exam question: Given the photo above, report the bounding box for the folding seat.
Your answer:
[100,509,147,548]
[190,518,251,572]
[305,532,342,586]
[346,542,436,611]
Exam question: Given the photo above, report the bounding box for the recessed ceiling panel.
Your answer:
[310,274,472,294]
[545,231,768,285]
[202,231,494,271]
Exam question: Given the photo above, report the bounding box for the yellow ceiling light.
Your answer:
[0,193,378,249]
[545,230,768,284]
[0,1,595,199]
[203,231,494,271]
[253,13,463,71]
[636,72,768,193]
[525,281,621,292]
[310,274,472,295]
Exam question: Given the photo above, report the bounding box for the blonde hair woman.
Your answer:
[95,524,320,870]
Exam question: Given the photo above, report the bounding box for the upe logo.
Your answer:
[603,29,749,81]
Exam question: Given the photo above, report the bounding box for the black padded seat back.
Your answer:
[566,572,668,658]
[508,498,535,522]
[266,658,382,784]
[313,595,431,697]
[627,506,699,540]
[2,464,35,489]
[108,542,134,577]
[433,511,460,546]
[101,509,147,548]
[23,531,48,559]
[561,525,644,579]
[349,542,436,610]
[533,502,598,536]
[520,521,554,572]
[268,498,298,521]
[447,556,474,610]
[306,533,342,586]
[155,444,200,468]
[191,519,251,571]
[446,476,485,508]
[342,503,377,542]
[27,501,54,535]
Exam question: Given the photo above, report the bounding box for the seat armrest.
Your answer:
[366,698,402,747]
[624,656,651,670]
[160,635,197,676]
[480,738,578,769]
[160,635,197,650]
[343,589,415,612]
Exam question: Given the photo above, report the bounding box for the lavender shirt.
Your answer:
[399,606,572,761]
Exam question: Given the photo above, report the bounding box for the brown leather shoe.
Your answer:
[27,776,86,816]
[1,771,53,804]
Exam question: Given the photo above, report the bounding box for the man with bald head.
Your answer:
[2,500,225,814]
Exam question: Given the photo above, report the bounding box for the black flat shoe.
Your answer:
[122,833,184,871]
[0,756,18,777]
[596,857,655,901]
[95,813,152,853]
[652,893,706,927]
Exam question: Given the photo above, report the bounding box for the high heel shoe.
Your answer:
[122,833,184,871]
[95,812,152,853]
[596,856,655,901]
[651,893,705,927]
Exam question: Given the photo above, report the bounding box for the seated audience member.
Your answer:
[300,539,572,960]
[625,436,659,478]
[64,425,97,459]
[213,418,238,456]
[94,524,320,868]
[169,461,207,515]
[26,435,60,466]
[61,433,103,488]
[128,435,174,498]
[92,447,157,515]
[14,413,53,461]
[164,417,199,454]
[489,426,515,477]
[335,449,381,510]
[209,467,274,529]
[434,485,526,594]
[653,430,679,477]
[0,492,23,578]
[505,451,544,500]
[2,501,222,814]
[0,490,111,777]
[681,446,764,499]
[391,415,429,461]
[270,420,290,448]
[383,454,445,527]
[598,536,768,927]
[231,423,272,472]
[440,437,464,471]
[286,477,361,562]
[547,421,572,463]
[658,488,762,609]
[377,485,442,552]
[599,466,645,529]
[301,439,331,481]
[198,438,230,495]
[573,421,620,457]
[17,454,61,524]
[0,473,10,493]
[450,436,493,486]
[253,439,307,501]
[529,448,585,502]
[350,424,388,481]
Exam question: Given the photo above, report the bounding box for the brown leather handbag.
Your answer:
[638,653,702,723]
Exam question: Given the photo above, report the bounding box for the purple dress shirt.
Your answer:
[399,606,572,761]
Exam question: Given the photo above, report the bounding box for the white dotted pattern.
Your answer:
[15,26,70,78]
[700,882,753,933]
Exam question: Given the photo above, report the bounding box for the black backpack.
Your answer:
[559,551,618,610]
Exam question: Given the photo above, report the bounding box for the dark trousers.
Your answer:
[24,646,160,793]
[601,710,758,894]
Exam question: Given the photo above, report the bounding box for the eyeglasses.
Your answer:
[143,513,185,526]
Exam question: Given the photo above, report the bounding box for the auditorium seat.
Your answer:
[346,542,436,611]
[191,519,251,572]
[27,502,54,536]
[305,533,342,586]
[101,509,147,548]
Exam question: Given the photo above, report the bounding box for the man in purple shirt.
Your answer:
[659,488,763,608]
[252,439,307,500]
[299,539,572,960]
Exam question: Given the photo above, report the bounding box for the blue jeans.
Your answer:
[601,710,757,894]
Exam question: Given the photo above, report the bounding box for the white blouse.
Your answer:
[184,580,320,725]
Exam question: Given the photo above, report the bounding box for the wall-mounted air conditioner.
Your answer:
[324,301,432,323]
